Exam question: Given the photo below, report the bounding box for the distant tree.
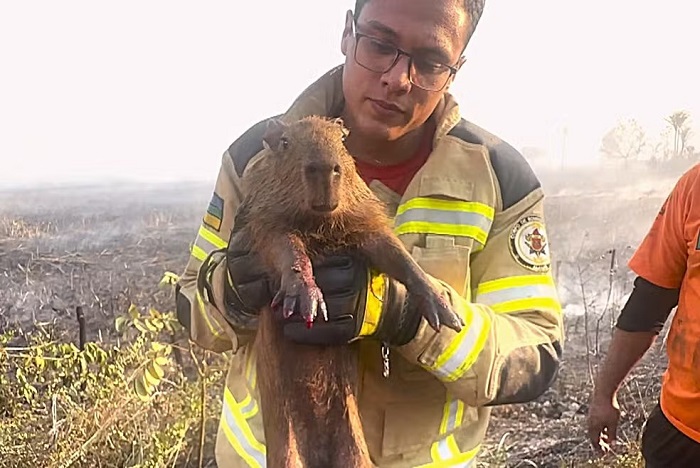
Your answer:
[665,110,691,158]
[680,126,693,157]
[686,145,696,158]
[649,126,675,162]
[600,118,646,163]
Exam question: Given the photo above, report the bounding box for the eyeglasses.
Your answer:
[352,25,459,92]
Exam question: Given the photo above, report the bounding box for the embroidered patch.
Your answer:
[203,192,224,231]
[509,215,551,272]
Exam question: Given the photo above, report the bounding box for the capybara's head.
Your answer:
[262,116,356,215]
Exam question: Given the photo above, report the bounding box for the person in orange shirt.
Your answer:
[587,163,700,467]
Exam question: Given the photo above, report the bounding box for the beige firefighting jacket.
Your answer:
[175,65,564,467]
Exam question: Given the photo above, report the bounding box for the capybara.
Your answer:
[232,115,463,467]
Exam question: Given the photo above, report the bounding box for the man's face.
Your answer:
[340,0,470,143]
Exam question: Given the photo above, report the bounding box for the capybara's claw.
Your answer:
[271,288,298,319]
[423,308,441,332]
[438,306,464,332]
[299,282,325,328]
[418,289,463,333]
[283,296,297,319]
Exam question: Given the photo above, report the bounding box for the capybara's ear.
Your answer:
[330,117,349,140]
[263,118,288,151]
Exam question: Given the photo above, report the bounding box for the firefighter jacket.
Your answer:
[174,65,564,467]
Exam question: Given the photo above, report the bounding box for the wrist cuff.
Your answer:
[221,263,260,330]
[366,274,418,346]
[358,268,387,337]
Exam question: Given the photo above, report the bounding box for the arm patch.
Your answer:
[448,118,542,210]
[229,114,283,177]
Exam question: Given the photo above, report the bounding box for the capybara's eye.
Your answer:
[280,136,289,149]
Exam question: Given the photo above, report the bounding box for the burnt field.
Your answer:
[0,159,693,467]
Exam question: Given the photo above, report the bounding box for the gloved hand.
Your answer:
[221,231,424,346]
[221,245,273,330]
[280,254,424,347]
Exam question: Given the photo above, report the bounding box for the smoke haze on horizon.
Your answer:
[1,0,699,189]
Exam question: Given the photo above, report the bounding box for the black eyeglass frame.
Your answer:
[350,19,461,92]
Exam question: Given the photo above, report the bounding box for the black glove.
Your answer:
[222,245,273,330]
[281,255,423,347]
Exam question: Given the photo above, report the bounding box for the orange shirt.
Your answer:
[628,162,700,443]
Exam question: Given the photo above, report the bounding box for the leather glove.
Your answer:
[221,245,273,330]
[281,254,423,347]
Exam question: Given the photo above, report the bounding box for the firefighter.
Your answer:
[587,164,700,467]
[175,0,564,466]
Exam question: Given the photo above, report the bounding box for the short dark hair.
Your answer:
[353,0,486,47]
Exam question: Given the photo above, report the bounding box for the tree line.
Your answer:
[600,110,695,162]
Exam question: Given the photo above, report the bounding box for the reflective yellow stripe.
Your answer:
[198,225,227,248]
[489,297,561,314]
[245,347,258,390]
[417,444,480,467]
[393,197,494,245]
[192,225,227,262]
[427,305,491,383]
[475,275,561,314]
[191,244,208,262]
[238,392,259,419]
[195,290,225,338]
[430,394,467,462]
[220,387,266,467]
[359,270,387,337]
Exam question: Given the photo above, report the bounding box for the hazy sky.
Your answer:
[1,0,698,187]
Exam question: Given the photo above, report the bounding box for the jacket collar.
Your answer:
[278,65,470,210]
[280,65,463,144]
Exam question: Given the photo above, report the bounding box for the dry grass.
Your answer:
[1,160,694,467]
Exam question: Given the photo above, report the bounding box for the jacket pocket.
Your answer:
[411,240,472,299]
[381,397,445,457]
[380,396,481,459]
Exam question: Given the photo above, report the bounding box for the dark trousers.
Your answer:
[641,403,700,468]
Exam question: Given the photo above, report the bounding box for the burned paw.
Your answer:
[271,274,328,328]
[298,282,328,328]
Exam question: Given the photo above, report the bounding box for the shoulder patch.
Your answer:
[229,114,283,177]
[508,215,551,272]
[203,192,224,231]
[448,118,541,210]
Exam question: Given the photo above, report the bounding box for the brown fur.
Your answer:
[232,115,463,467]
[240,116,390,259]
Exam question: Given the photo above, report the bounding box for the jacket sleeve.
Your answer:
[397,153,563,408]
[175,118,273,354]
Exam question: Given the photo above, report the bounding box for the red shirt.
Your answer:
[354,122,435,196]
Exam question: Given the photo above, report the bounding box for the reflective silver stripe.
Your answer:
[239,394,258,418]
[476,283,558,305]
[394,208,493,235]
[433,397,464,460]
[430,310,486,382]
[194,225,226,257]
[436,438,453,460]
[446,398,461,431]
[221,390,266,467]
